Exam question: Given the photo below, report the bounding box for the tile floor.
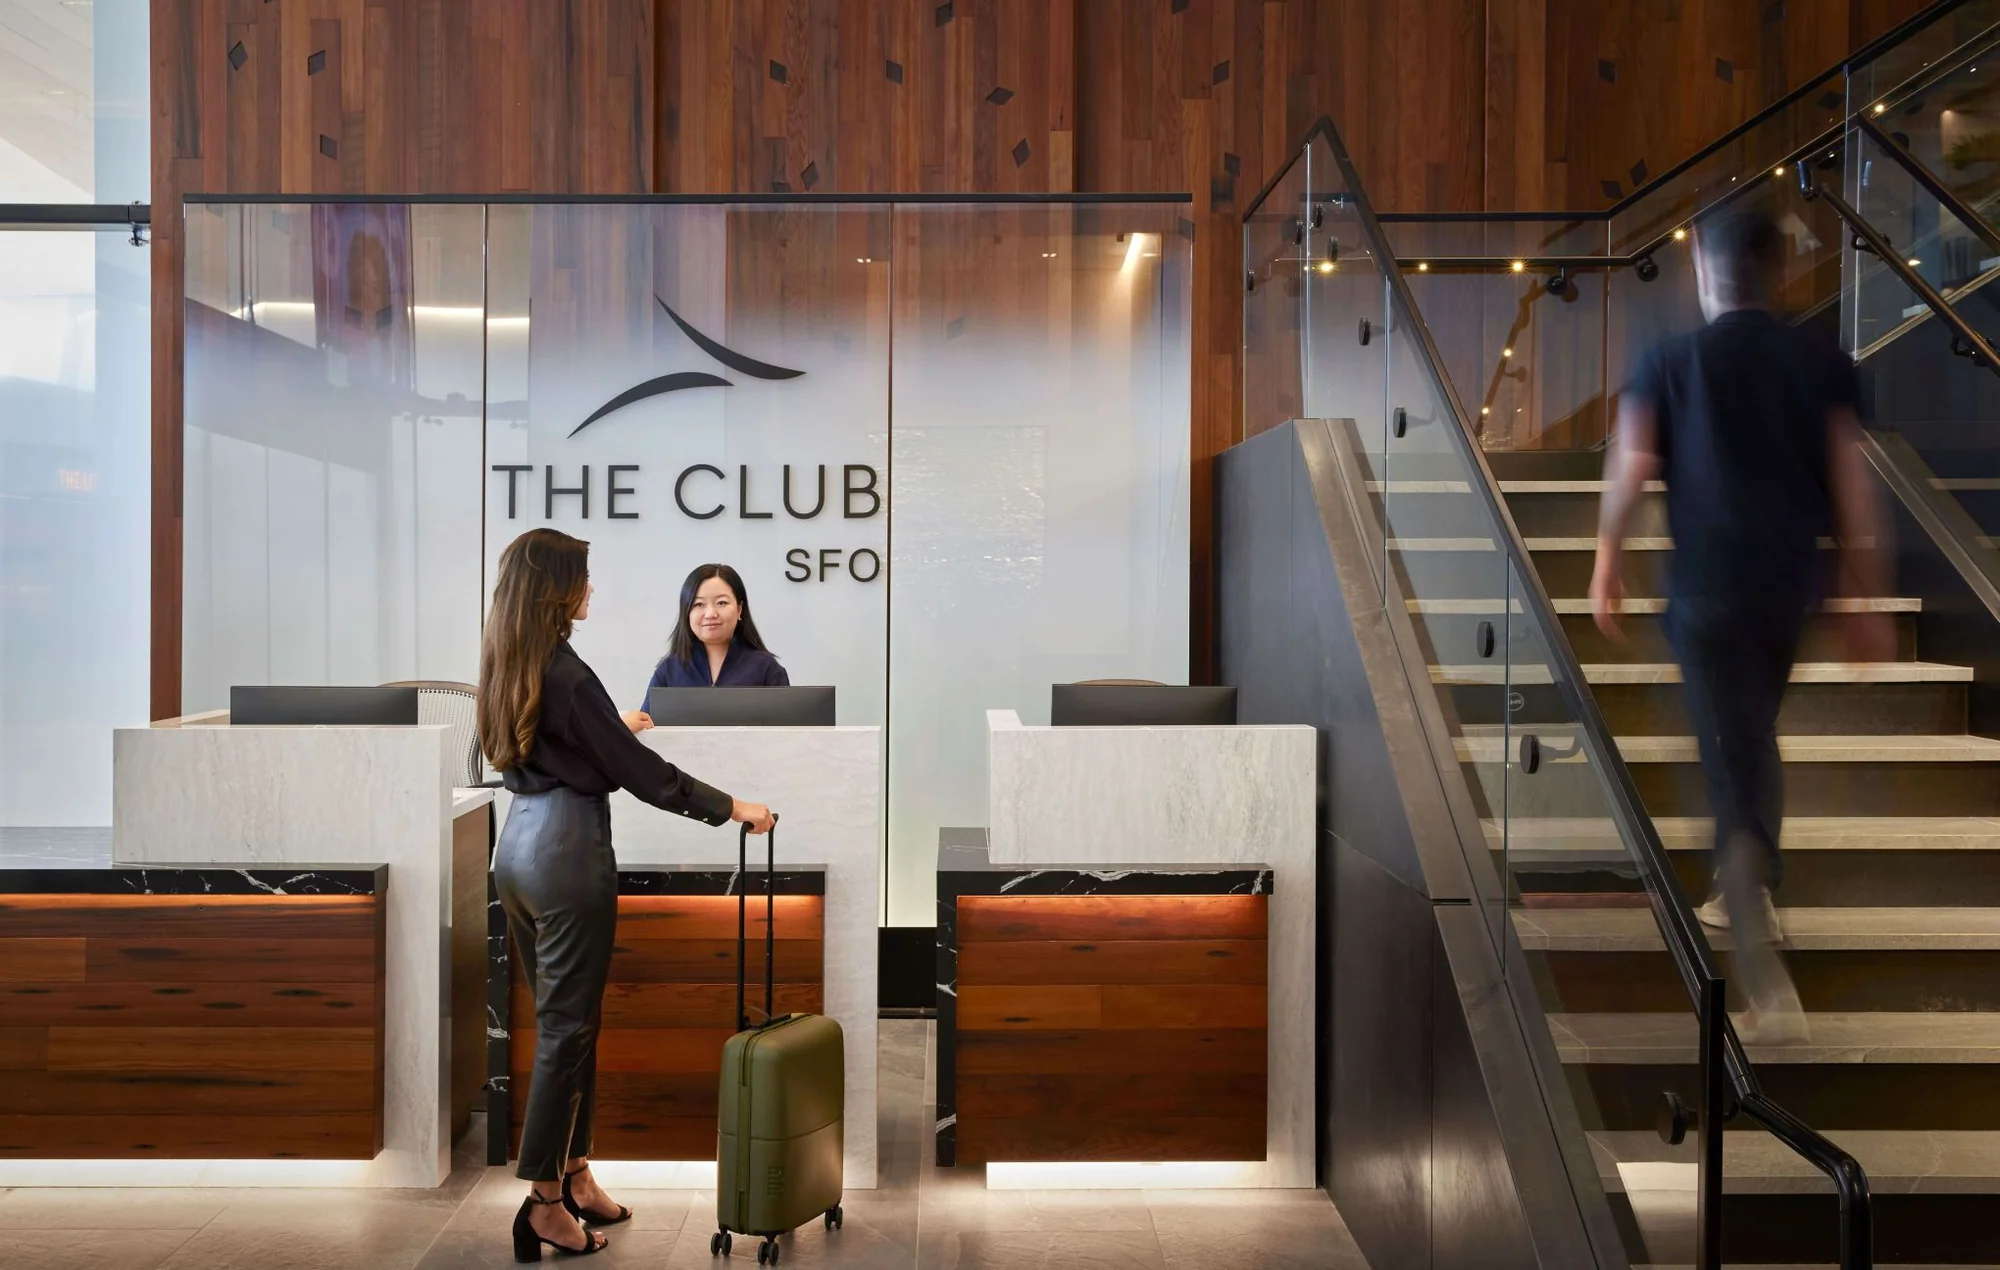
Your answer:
[0,1021,1369,1269]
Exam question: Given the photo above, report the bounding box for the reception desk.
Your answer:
[0,714,487,1188]
[940,709,1314,1188]
[490,723,881,1188]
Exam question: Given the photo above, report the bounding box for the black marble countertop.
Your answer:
[613,861,827,896]
[935,827,1271,895]
[0,863,388,896]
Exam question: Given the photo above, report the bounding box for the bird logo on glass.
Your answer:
[567,295,805,438]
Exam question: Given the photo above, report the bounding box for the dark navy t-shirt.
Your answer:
[1624,309,1859,601]
[639,642,789,705]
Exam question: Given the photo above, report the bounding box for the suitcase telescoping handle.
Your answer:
[736,816,778,1032]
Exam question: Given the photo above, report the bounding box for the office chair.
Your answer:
[380,680,487,787]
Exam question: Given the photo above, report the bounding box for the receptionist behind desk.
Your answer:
[623,563,788,733]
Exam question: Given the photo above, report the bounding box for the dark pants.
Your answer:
[1668,589,1812,897]
[494,787,619,1183]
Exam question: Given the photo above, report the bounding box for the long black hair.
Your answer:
[667,563,773,667]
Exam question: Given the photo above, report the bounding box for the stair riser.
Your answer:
[1450,681,1967,735]
[1473,759,2000,819]
[1530,949,2000,1013]
[1571,1063,2000,1132]
[1552,616,1912,664]
[1482,450,1608,481]
[1628,761,2000,818]
[1372,491,1666,541]
[1948,486,2000,533]
[1609,1191,2000,1265]
[1503,848,2000,909]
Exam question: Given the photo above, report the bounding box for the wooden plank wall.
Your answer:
[508,894,824,1160]
[0,892,385,1158]
[148,0,1941,708]
[953,892,1269,1163]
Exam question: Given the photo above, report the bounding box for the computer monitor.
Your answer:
[1050,684,1238,726]
[230,685,420,726]
[647,686,837,727]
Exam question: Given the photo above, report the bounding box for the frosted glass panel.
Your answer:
[182,199,1190,927]
[0,230,151,826]
[181,204,486,711]
[481,202,890,731]
[886,205,1192,924]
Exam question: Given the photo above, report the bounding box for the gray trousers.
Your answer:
[495,787,619,1182]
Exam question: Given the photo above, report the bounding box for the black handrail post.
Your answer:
[1697,975,1728,1270]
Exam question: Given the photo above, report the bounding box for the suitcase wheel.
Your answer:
[756,1236,781,1265]
[823,1204,843,1231]
[709,1229,731,1256]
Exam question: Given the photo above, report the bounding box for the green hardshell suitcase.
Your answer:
[711,822,844,1265]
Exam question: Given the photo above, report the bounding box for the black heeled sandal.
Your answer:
[562,1165,633,1226]
[513,1191,608,1262]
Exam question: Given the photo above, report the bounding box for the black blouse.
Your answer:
[501,641,734,825]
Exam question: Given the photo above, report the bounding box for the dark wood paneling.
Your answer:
[952,893,1267,1164]
[0,891,385,1159]
[507,894,824,1161]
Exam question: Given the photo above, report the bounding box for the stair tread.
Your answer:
[1431,661,1971,686]
[1514,906,2000,950]
[1453,732,2000,763]
[1389,535,1848,551]
[1364,479,1663,494]
[1590,1128,2000,1194]
[1548,1011,2000,1064]
[1489,816,2000,851]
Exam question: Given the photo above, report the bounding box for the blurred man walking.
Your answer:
[1590,205,1892,1042]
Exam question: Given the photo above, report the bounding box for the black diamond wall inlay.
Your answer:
[1011,138,1030,166]
[801,161,819,190]
[318,134,338,159]
[1763,1,1785,21]
[1212,60,1230,84]
[1177,217,1196,242]
[228,41,247,71]
[1172,0,1189,11]
[886,60,904,84]
[1629,158,1648,185]
[770,60,788,84]
[935,2,953,26]
[1597,58,1616,83]
[946,317,965,340]
[1819,90,1843,111]
[1223,152,1241,176]
[987,86,1014,105]
[1600,179,1622,200]
[770,180,792,193]
[307,49,326,75]
[1210,176,1234,206]
[1715,58,1734,83]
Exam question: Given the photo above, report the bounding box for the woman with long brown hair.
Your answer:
[479,527,773,1261]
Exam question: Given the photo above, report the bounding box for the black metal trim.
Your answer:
[0,202,152,227]
[1856,112,2000,256]
[183,191,1191,206]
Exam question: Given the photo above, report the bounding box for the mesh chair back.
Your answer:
[381,680,482,786]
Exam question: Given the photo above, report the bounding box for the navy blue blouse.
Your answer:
[641,642,790,704]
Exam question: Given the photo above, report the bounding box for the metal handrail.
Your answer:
[1854,113,2000,258]
[1249,116,1878,1269]
[1796,157,2000,374]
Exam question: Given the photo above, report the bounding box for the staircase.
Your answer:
[1405,447,2000,1265]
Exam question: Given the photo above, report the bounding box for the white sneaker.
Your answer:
[1739,976,1811,1045]
[1695,892,1729,928]
[1693,886,1782,938]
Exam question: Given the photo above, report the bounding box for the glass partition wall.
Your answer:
[181,197,1191,925]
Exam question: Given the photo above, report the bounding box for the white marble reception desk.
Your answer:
[541,724,883,1189]
[983,708,1316,1188]
[26,714,479,1189]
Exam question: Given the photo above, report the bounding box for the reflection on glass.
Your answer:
[0,229,150,826]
